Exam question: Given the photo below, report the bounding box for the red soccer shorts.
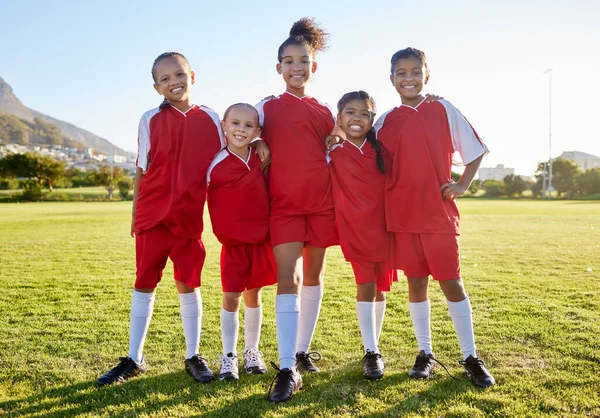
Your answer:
[391,233,461,281]
[220,242,277,293]
[269,211,338,248]
[350,260,398,292]
[135,224,206,289]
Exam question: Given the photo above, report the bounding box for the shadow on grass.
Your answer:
[0,364,491,417]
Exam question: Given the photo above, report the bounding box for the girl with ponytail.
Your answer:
[255,17,340,403]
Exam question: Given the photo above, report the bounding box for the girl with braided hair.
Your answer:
[327,91,397,381]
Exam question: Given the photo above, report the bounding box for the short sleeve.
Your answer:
[374,109,393,139]
[254,99,269,127]
[199,106,225,149]
[136,108,160,171]
[439,100,489,165]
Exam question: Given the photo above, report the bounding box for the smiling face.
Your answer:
[337,98,375,146]
[276,44,317,97]
[222,105,261,157]
[390,56,428,107]
[153,56,195,112]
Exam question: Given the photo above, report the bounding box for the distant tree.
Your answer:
[66,167,97,187]
[35,155,65,191]
[551,158,579,198]
[90,164,124,199]
[469,179,481,195]
[503,174,527,197]
[576,168,600,196]
[451,171,461,182]
[0,152,64,191]
[117,177,133,200]
[482,180,505,197]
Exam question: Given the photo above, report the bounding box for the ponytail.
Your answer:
[277,17,329,62]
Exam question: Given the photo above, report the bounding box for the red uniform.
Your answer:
[134,104,223,288]
[375,99,488,280]
[256,92,338,248]
[328,139,397,291]
[207,147,276,292]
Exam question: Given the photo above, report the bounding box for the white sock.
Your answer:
[447,297,477,359]
[179,289,202,360]
[375,300,386,344]
[276,294,300,370]
[296,284,324,353]
[356,302,378,353]
[409,300,433,355]
[220,307,239,355]
[244,306,262,352]
[128,290,156,364]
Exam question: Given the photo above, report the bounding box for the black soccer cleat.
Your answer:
[408,350,436,379]
[267,362,303,403]
[185,355,214,383]
[97,356,147,387]
[459,355,496,388]
[362,350,384,380]
[295,351,322,373]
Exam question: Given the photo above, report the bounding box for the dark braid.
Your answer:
[337,91,385,174]
[151,52,191,111]
[277,17,330,62]
[365,128,385,174]
[159,99,170,110]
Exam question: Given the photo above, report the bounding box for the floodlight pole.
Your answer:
[544,68,553,200]
[542,162,547,199]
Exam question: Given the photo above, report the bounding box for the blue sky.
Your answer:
[1,0,599,175]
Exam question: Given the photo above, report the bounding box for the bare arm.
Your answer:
[131,167,143,237]
[440,154,484,200]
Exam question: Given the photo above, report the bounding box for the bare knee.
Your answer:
[407,277,429,302]
[223,292,242,312]
[243,288,262,308]
[439,279,467,302]
[357,282,377,302]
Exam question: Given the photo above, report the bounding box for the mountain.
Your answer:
[0,77,130,156]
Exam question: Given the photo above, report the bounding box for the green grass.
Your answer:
[0,201,598,417]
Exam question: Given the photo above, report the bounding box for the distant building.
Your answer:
[557,151,600,171]
[478,164,515,182]
[107,154,127,164]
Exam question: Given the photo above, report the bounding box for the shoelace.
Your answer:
[431,356,461,381]
[298,351,322,362]
[267,361,294,400]
[458,357,487,377]
[244,349,265,367]
[217,354,237,373]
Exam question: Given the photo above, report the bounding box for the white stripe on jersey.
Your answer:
[206,148,230,184]
[439,100,489,165]
[373,109,394,138]
[199,105,225,149]
[136,107,161,172]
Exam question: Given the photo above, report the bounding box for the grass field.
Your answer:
[0,201,599,417]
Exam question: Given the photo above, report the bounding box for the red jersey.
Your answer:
[375,99,488,234]
[256,92,335,216]
[328,140,391,262]
[207,147,270,247]
[135,104,224,239]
